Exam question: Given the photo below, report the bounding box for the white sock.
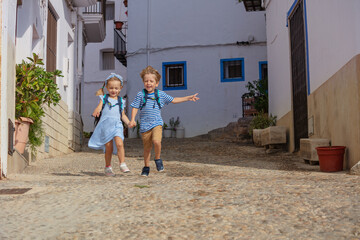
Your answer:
[120,163,127,167]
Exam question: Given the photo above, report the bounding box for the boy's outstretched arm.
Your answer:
[128,108,139,128]
[172,93,199,104]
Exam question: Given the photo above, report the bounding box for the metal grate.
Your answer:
[243,0,265,12]
[0,188,32,195]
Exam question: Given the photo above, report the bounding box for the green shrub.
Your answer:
[249,111,277,136]
[244,77,268,113]
[16,53,63,153]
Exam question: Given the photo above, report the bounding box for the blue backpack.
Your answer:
[139,89,161,110]
[94,94,123,126]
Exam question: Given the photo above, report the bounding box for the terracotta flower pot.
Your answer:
[14,117,34,154]
[316,146,346,172]
[114,21,124,30]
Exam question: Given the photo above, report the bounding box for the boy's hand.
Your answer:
[128,120,137,128]
[189,93,199,102]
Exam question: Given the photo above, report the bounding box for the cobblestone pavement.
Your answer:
[1,137,359,240]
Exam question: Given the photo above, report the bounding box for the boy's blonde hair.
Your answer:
[140,66,161,83]
[95,73,123,96]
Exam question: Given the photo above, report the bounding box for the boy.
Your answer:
[129,66,199,176]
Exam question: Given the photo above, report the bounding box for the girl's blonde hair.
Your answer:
[140,66,161,83]
[95,73,123,96]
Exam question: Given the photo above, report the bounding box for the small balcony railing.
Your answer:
[82,0,106,42]
[114,29,127,67]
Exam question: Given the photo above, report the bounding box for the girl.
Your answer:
[88,73,131,176]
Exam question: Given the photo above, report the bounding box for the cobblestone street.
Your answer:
[0,137,359,239]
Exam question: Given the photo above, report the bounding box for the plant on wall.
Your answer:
[244,77,268,113]
[16,53,62,153]
[248,111,277,136]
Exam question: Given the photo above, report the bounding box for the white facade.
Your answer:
[266,0,360,119]
[127,0,267,137]
[82,0,128,133]
[1,0,18,177]
[1,0,99,176]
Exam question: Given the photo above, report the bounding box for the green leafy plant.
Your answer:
[169,117,180,131]
[249,111,277,136]
[244,77,268,113]
[83,131,92,138]
[163,123,168,129]
[16,53,62,152]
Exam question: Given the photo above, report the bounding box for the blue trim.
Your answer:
[162,61,187,91]
[286,0,310,95]
[258,61,267,80]
[303,0,310,95]
[220,58,245,82]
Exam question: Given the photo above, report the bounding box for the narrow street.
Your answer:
[0,137,359,239]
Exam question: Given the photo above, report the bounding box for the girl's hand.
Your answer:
[92,109,101,117]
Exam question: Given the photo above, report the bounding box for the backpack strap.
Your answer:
[117,96,123,113]
[139,89,161,110]
[102,94,109,110]
[139,89,148,110]
[155,89,161,109]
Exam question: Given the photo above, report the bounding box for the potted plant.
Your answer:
[316,146,346,172]
[163,123,171,138]
[114,21,124,30]
[249,111,276,146]
[169,117,180,138]
[15,53,62,154]
[244,77,269,113]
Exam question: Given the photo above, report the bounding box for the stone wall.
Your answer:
[36,100,72,160]
[68,111,83,152]
[308,54,360,169]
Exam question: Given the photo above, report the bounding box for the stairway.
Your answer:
[207,117,253,144]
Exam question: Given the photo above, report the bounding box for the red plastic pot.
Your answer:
[316,146,346,172]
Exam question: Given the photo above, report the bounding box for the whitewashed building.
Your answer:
[0,0,106,177]
[82,0,128,134]
[263,0,360,169]
[126,0,267,137]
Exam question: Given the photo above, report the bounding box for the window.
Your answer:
[259,61,268,80]
[46,6,57,79]
[162,61,187,90]
[105,3,114,20]
[102,51,115,70]
[220,58,244,82]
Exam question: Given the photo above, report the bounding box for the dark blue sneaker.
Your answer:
[141,167,150,176]
[154,159,164,172]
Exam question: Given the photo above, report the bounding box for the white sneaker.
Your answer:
[120,163,130,173]
[104,167,115,177]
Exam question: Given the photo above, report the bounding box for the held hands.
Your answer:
[128,120,137,128]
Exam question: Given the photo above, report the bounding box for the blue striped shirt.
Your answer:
[131,90,174,133]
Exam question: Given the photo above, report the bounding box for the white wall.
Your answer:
[127,0,267,137]
[266,0,360,119]
[306,0,360,92]
[82,0,127,133]
[265,0,294,119]
[1,0,18,176]
[16,0,78,110]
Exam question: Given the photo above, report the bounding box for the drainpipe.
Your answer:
[146,0,151,66]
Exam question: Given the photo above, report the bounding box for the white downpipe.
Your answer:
[146,0,151,66]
